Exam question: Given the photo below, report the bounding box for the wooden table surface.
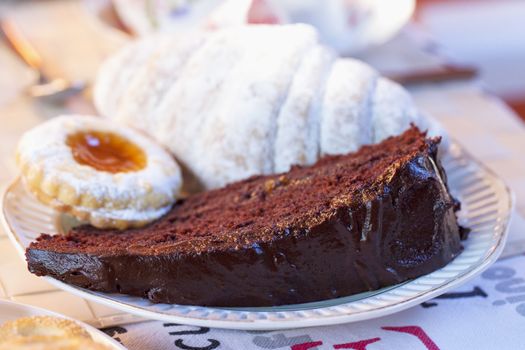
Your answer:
[415,0,525,120]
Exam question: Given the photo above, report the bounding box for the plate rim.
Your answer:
[1,143,514,330]
[0,299,126,349]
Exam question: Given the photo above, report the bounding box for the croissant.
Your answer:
[94,24,442,189]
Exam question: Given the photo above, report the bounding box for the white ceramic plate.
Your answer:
[1,143,512,330]
[0,299,126,349]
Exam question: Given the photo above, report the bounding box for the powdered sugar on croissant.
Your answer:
[320,59,378,156]
[274,45,335,173]
[94,24,445,190]
[190,25,318,188]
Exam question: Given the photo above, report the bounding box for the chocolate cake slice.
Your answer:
[27,126,465,307]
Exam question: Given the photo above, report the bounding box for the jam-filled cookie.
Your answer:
[16,115,182,229]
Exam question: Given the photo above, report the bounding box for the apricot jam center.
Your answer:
[66,131,147,173]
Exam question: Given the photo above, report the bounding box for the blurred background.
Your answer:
[1,0,523,116]
[416,0,525,119]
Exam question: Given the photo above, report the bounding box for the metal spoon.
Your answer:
[0,18,86,104]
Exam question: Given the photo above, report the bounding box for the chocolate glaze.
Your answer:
[26,127,464,307]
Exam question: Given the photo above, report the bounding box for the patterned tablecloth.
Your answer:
[0,1,524,349]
